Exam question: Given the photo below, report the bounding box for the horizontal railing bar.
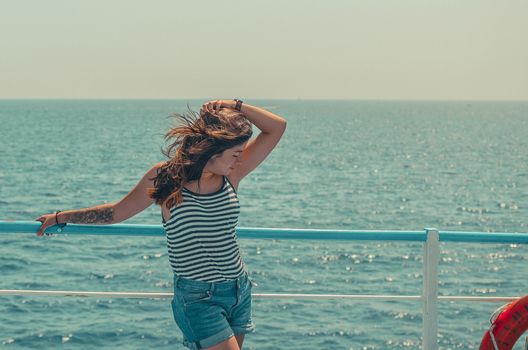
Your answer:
[0,290,519,302]
[0,289,172,298]
[2,221,528,243]
[437,296,519,302]
[0,289,421,299]
[241,227,425,241]
[0,221,425,241]
[440,231,528,244]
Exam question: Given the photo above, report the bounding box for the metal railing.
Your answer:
[1,220,528,350]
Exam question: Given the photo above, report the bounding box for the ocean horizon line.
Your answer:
[1,98,527,103]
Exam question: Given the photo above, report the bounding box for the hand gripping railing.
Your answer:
[1,220,528,350]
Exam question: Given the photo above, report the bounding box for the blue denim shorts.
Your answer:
[171,271,257,350]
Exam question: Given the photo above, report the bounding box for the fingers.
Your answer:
[35,216,53,237]
[200,100,224,117]
[209,101,217,113]
[37,221,46,237]
[35,217,44,236]
[200,102,212,117]
[37,224,54,237]
[215,100,222,113]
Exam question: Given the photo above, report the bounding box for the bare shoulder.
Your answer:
[144,162,166,184]
[151,161,166,173]
[153,161,166,171]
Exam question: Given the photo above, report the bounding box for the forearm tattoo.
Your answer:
[63,204,114,224]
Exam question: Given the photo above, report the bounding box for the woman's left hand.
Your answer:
[35,213,58,237]
[200,100,236,116]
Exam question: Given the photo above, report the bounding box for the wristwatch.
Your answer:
[234,99,243,111]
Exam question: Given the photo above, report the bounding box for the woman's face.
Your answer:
[206,142,247,175]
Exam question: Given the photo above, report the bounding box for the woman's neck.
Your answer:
[185,172,223,193]
[198,171,221,183]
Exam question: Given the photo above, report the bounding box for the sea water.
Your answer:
[0,99,527,349]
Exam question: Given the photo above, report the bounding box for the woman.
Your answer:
[35,99,287,350]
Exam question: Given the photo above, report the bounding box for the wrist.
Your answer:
[233,99,243,111]
[55,211,66,225]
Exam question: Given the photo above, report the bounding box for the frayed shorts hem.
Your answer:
[232,323,256,336]
[181,324,256,349]
[182,327,234,350]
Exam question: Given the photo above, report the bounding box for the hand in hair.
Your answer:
[200,100,237,116]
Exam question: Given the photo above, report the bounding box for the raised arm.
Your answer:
[233,102,287,182]
[35,162,164,236]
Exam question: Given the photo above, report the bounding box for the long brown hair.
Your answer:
[148,106,253,210]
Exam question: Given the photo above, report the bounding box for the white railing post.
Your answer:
[422,228,439,350]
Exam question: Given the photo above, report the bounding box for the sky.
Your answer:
[1,0,527,100]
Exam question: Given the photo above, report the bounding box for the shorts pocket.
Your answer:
[181,290,212,306]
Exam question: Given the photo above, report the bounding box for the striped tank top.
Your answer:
[161,175,247,282]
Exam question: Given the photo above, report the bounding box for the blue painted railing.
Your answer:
[1,220,527,350]
[1,221,527,243]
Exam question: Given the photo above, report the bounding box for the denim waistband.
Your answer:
[174,271,249,292]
